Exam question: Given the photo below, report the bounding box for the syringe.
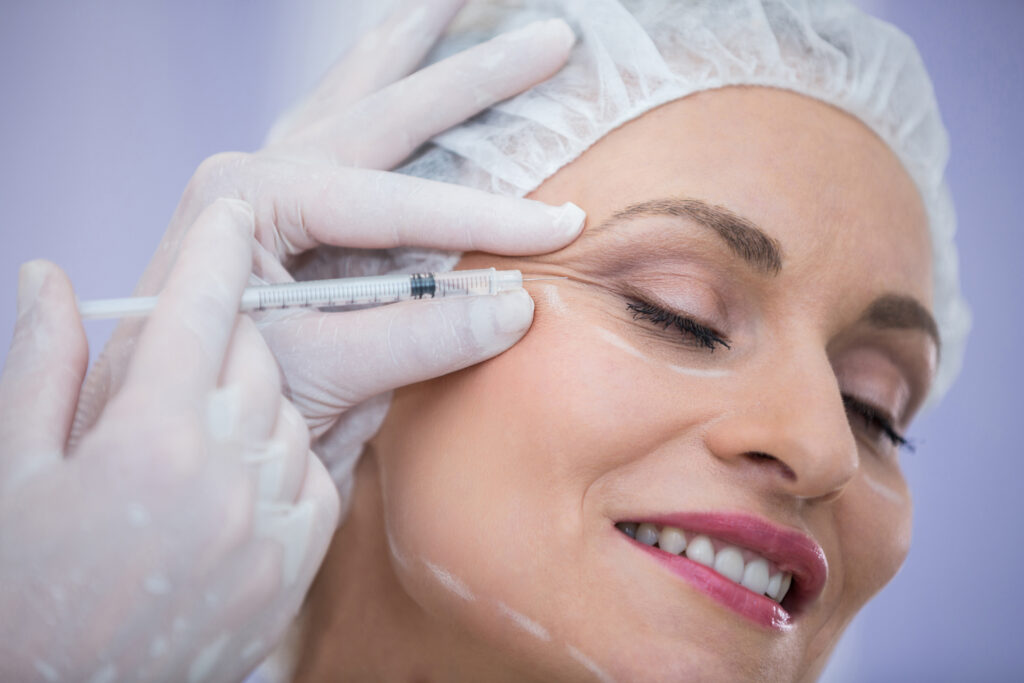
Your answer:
[78,268,551,320]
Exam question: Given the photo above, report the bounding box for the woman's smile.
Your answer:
[612,511,828,629]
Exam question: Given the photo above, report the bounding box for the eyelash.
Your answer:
[626,300,731,351]
[626,300,913,452]
[842,394,913,452]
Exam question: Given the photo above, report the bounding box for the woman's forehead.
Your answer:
[532,87,933,304]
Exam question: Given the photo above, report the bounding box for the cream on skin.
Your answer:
[296,87,934,681]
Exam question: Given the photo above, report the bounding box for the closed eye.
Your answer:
[842,394,913,452]
[626,300,731,351]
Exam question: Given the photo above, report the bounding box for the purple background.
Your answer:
[1,2,1020,680]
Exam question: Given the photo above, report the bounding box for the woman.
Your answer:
[286,0,968,680]
[0,0,968,680]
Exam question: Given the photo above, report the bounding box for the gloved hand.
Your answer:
[73,0,584,457]
[0,200,339,682]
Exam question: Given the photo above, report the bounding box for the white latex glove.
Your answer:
[73,0,583,451]
[0,200,339,683]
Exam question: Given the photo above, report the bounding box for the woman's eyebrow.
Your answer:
[587,198,784,276]
[583,197,940,352]
[862,294,942,355]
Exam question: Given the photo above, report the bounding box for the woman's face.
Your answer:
[371,87,936,681]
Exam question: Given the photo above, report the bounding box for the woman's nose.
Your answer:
[703,347,859,502]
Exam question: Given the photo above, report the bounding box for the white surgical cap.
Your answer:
[318,0,970,495]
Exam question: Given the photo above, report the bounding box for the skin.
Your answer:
[296,87,937,681]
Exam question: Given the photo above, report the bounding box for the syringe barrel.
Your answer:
[239,268,523,311]
[433,268,523,297]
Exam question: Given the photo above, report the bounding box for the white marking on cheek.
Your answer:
[595,325,731,379]
[423,560,475,601]
[541,284,568,315]
[496,601,551,641]
[187,633,229,683]
[862,472,906,504]
[668,363,731,378]
[566,644,617,683]
[385,527,410,570]
[596,328,649,362]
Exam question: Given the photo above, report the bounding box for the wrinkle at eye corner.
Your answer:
[594,326,732,378]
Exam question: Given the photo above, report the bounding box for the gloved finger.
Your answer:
[69,323,137,446]
[250,452,339,592]
[275,17,575,168]
[214,315,283,445]
[123,199,255,406]
[0,261,88,490]
[262,288,534,436]
[220,449,339,679]
[134,540,283,683]
[242,400,310,506]
[69,170,256,443]
[73,215,295,447]
[267,0,468,144]
[186,154,586,259]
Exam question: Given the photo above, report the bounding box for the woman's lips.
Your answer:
[614,512,828,630]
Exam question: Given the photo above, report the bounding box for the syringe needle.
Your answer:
[521,275,569,282]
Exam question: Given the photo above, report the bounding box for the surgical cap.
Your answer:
[318,0,970,496]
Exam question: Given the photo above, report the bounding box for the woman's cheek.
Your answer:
[374,308,659,580]
[835,467,912,608]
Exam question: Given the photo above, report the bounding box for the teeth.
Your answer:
[713,546,745,583]
[636,523,659,546]
[686,535,715,567]
[659,526,687,554]
[616,522,638,540]
[617,523,795,604]
[777,572,793,603]
[741,558,771,595]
